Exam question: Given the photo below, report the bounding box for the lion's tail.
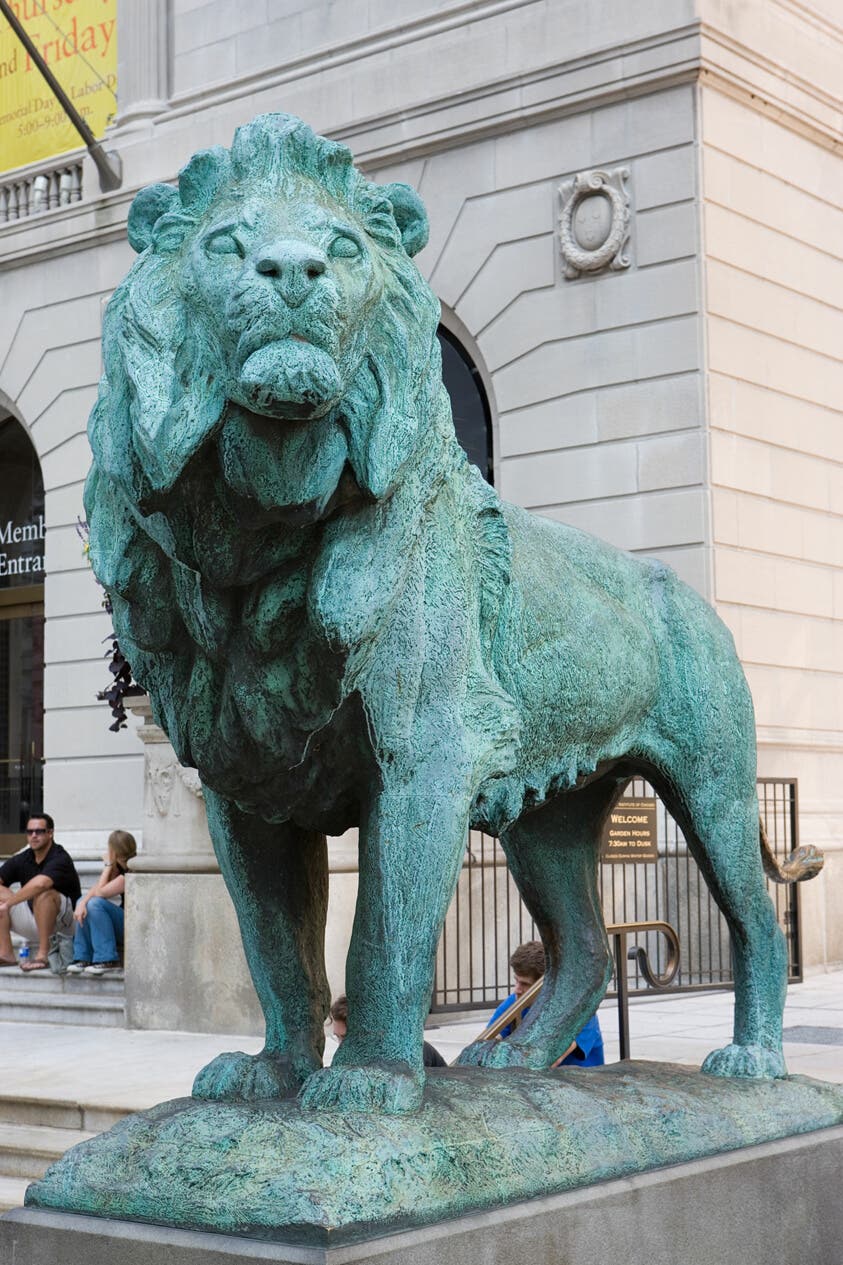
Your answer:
[759,818,824,884]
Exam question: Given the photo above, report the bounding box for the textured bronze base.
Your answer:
[19,1062,843,1246]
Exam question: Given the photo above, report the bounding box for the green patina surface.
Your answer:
[26,1064,843,1242]
[75,111,826,1222]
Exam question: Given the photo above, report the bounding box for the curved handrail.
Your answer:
[473,918,681,1048]
[612,919,680,989]
[477,976,543,1041]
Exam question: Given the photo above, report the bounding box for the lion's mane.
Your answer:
[85,115,512,824]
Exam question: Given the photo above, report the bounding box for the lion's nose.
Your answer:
[254,240,327,308]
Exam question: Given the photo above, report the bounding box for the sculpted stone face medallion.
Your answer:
[84,113,818,1119]
[149,760,175,817]
[572,192,613,250]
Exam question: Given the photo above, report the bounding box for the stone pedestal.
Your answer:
[124,697,358,1036]
[4,1067,843,1264]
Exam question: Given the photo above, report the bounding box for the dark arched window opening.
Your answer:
[438,326,493,484]
[0,414,44,845]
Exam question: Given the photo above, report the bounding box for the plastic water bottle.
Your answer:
[19,944,29,967]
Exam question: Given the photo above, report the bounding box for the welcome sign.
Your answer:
[601,797,659,863]
[0,0,117,173]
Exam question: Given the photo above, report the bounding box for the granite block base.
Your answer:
[3,1124,843,1265]
[9,1063,843,1250]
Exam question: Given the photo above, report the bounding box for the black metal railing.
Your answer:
[432,778,800,1012]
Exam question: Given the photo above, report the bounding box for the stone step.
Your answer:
[0,1174,29,1214]
[0,990,124,1027]
[0,1097,126,1133]
[0,967,124,996]
[0,1121,94,1180]
[0,964,125,1026]
[0,1099,126,1215]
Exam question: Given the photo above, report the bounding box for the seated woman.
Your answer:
[66,830,137,977]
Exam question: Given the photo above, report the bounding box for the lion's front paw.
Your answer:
[455,1039,523,1068]
[702,1043,787,1080]
[456,1039,543,1069]
[299,1062,424,1114]
[192,1050,304,1102]
[454,1039,494,1068]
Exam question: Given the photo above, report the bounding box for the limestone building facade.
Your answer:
[0,0,840,991]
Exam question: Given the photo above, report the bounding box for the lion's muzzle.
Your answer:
[238,339,343,419]
[254,239,327,310]
[226,239,345,419]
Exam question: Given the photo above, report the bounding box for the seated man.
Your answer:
[330,994,447,1068]
[0,814,82,972]
[489,940,604,1066]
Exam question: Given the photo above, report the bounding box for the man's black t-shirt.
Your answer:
[0,843,82,908]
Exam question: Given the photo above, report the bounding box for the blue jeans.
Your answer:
[72,898,124,964]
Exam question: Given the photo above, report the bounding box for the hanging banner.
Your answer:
[0,0,117,174]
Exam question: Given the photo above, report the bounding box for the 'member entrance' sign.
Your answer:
[0,0,117,173]
[0,513,45,578]
[601,797,659,863]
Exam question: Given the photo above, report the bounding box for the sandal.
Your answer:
[20,957,49,972]
[0,956,17,967]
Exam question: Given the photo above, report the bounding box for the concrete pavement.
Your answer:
[0,968,838,1116]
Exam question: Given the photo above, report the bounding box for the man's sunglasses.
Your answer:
[26,828,48,835]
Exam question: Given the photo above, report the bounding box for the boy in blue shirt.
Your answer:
[488,940,604,1066]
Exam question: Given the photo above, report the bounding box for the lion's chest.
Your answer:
[228,561,349,760]
[134,541,362,825]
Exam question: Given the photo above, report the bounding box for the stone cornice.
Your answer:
[337,29,701,165]
[757,725,843,755]
[699,22,843,156]
[164,0,541,121]
[2,9,842,270]
[769,0,843,47]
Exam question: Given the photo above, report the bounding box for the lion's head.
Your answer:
[89,113,443,522]
[83,115,475,808]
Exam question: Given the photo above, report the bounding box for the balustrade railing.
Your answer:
[0,158,83,224]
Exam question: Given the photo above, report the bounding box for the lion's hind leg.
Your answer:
[192,790,330,1103]
[457,779,618,1071]
[676,788,788,1079]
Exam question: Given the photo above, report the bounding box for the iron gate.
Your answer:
[431,777,801,1012]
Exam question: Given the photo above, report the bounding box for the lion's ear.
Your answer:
[382,182,429,257]
[127,184,180,253]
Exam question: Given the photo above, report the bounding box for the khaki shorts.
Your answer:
[11,893,75,944]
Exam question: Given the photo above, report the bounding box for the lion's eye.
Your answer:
[328,235,361,260]
[205,231,244,258]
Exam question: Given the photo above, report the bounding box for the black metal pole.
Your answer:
[0,0,121,192]
[614,930,631,1059]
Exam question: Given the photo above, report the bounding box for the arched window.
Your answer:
[437,326,493,484]
[0,413,44,845]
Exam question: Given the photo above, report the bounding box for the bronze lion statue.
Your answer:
[85,114,817,1114]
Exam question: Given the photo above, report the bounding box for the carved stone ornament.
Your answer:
[149,760,176,816]
[177,765,204,799]
[558,168,631,279]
